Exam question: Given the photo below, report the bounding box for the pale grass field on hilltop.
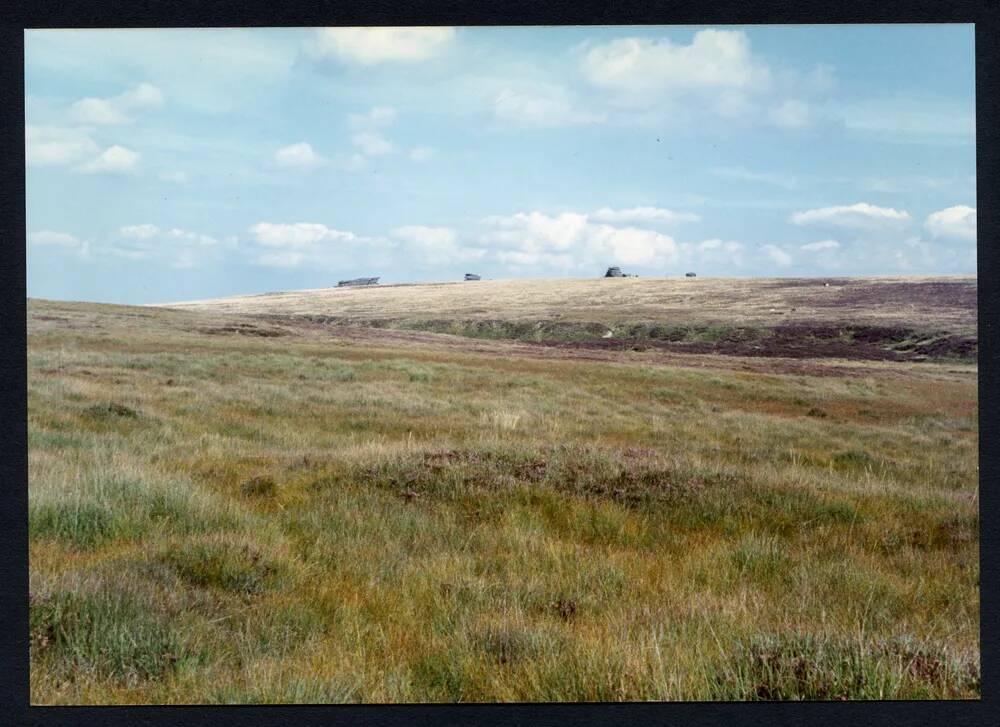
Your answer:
[28,277,979,703]
[164,276,977,333]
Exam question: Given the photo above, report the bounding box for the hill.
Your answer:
[163,276,977,362]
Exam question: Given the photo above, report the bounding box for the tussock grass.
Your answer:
[27,297,978,703]
[30,570,193,688]
[707,633,979,700]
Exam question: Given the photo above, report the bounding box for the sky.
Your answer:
[25,24,977,305]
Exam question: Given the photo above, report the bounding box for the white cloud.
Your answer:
[274,142,325,169]
[310,27,455,65]
[391,225,456,248]
[120,82,165,109]
[678,238,745,270]
[77,145,139,174]
[348,106,397,129]
[69,97,128,125]
[350,131,393,156]
[770,99,811,129]
[165,228,221,246]
[924,205,976,241]
[246,221,391,270]
[573,29,840,130]
[481,211,679,271]
[591,206,700,225]
[120,224,160,239]
[69,82,165,125]
[801,239,841,252]
[392,225,486,266]
[581,30,771,96]
[25,125,98,167]
[28,230,81,248]
[790,202,910,228]
[248,222,357,249]
[409,146,434,162]
[91,223,228,268]
[761,244,793,267]
[493,87,606,126]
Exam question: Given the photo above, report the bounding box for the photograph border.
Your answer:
[2,1,997,724]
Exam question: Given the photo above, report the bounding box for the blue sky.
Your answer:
[25,25,977,304]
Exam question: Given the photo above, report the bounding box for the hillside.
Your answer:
[162,276,977,362]
[28,284,979,703]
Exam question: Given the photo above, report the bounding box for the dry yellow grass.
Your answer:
[162,276,976,333]
[27,280,979,703]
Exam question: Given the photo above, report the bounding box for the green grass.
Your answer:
[27,297,979,703]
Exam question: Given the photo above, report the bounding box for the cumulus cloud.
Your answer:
[344,107,403,161]
[761,244,793,267]
[581,30,771,96]
[117,224,223,246]
[25,125,99,167]
[309,27,455,65]
[591,206,700,225]
[481,211,680,271]
[392,225,486,265]
[924,205,976,241]
[493,87,606,126]
[350,131,394,156]
[678,238,745,270]
[391,225,456,248]
[164,228,222,246]
[77,145,139,174]
[348,106,397,128]
[28,230,82,247]
[69,98,128,125]
[790,203,910,228]
[248,222,358,249]
[69,82,165,125]
[274,142,325,169]
[246,221,391,270]
[120,224,160,239]
[801,239,840,252]
[102,223,228,268]
[120,82,166,108]
[573,29,839,129]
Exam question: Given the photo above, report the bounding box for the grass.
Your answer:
[26,283,979,703]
